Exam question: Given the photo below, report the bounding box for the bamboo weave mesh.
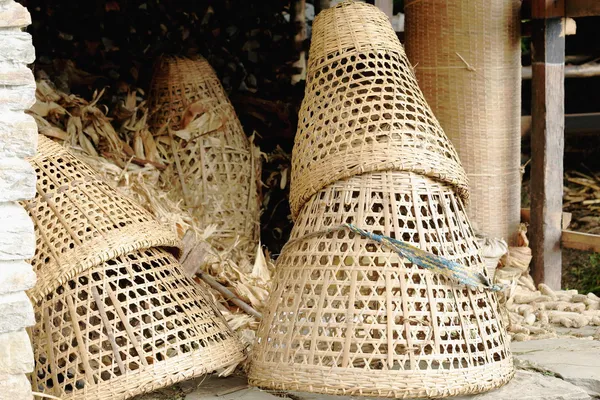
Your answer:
[23,136,181,302]
[289,0,469,219]
[250,172,513,397]
[29,247,245,400]
[23,136,245,400]
[249,2,513,397]
[148,57,261,253]
[405,0,522,244]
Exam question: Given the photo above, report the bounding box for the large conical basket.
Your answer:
[290,1,469,218]
[23,136,246,400]
[249,171,514,397]
[148,56,260,253]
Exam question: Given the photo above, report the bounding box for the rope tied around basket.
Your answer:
[283,223,503,292]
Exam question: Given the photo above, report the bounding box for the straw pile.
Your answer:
[249,2,513,397]
[405,0,522,244]
[28,73,272,348]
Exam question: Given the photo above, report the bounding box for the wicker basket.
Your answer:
[405,0,522,244]
[23,136,245,400]
[148,56,260,253]
[249,171,514,397]
[29,246,245,400]
[290,1,469,218]
[23,135,181,303]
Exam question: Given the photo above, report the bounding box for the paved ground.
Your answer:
[134,337,600,400]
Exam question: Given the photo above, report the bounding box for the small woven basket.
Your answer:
[290,1,469,218]
[148,56,261,253]
[249,171,514,397]
[29,246,245,400]
[23,136,245,400]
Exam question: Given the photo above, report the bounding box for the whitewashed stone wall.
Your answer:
[0,1,37,399]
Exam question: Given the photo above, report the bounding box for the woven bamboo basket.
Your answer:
[23,135,181,303]
[23,136,245,400]
[249,2,513,397]
[148,56,260,253]
[405,0,521,244]
[249,171,514,397]
[290,1,469,219]
[29,246,245,400]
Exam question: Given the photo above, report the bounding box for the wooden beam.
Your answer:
[521,112,600,138]
[529,12,565,290]
[523,0,600,18]
[522,62,600,80]
[562,230,600,252]
[566,0,600,17]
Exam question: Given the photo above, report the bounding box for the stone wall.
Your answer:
[0,1,37,399]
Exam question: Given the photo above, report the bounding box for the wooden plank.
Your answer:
[529,14,565,290]
[522,112,600,138]
[562,230,600,252]
[532,0,566,18]
[522,62,600,80]
[523,0,600,17]
[566,0,600,17]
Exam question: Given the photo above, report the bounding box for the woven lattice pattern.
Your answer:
[405,0,521,243]
[148,56,260,252]
[290,1,469,218]
[30,247,245,400]
[22,136,181,302]
[250,171,513,397]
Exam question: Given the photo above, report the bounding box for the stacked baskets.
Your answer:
[249,2,514,398]
[24,136,245,400]
[148,56,261,254]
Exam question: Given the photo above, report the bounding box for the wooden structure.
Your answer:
[524,0,600,289]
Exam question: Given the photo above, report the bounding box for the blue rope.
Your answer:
[342,224,503,292]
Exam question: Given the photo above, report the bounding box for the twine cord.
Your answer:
[283,223,503,292]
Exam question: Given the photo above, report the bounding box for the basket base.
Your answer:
[249,356,514,399]
[41,341,245,400]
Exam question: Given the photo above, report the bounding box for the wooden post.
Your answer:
[375,0,394,19]
[530,1,565,289]
[291,0,307,85]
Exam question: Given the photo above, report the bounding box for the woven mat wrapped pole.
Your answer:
[405,0,522,245]
[249,2,514,397]
[24,136,245,400]
[148,56,261,255]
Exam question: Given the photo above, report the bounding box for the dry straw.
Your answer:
[23,136,245,400]
[148,56,261,254]
[290,0,469,219]
[250,2,513,397]
[405,0,522,244]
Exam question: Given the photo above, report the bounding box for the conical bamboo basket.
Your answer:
[249,171,513,397]
[24,135,181,302]
[148,56,261,253]
[23,136,245,400]
[249,2,513,397]
[290,1,469,218]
